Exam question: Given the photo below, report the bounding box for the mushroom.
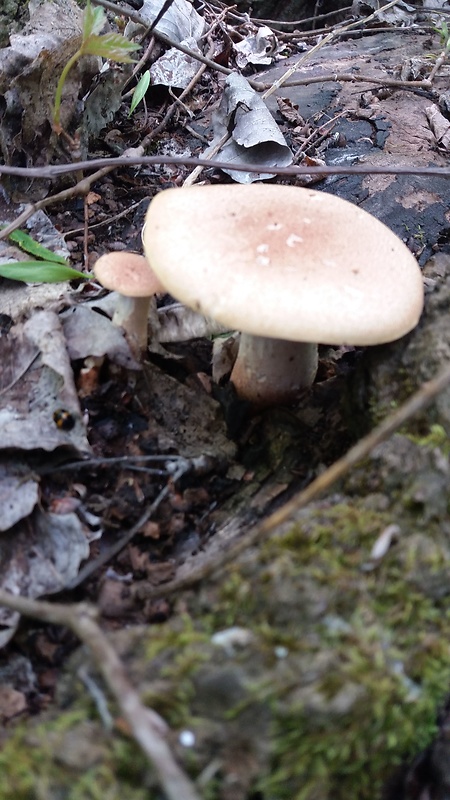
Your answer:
[93,251,164,356]
[142,184,424,406]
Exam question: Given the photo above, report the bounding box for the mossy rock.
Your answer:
[353,254,450,436]
[0,0,29,48]
[0,712,153,800]
[2,431,450,800]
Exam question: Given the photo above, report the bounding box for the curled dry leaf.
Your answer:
[125,0,205,43]
[211,73,293,183]
[234,26,278,68]
[425,104,450,151]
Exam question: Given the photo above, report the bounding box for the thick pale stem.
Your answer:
[230,333,318,407]
[112,295,156,355]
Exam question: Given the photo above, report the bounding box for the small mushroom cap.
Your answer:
[93,252,163,297]
[143,185,424,345]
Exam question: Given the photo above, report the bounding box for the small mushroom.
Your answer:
[93,252,163,356]
[142,185,424,406]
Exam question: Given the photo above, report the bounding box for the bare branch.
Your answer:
[0,154,449,181]
[0,592,202,800]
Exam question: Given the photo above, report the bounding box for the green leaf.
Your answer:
[5,228,68,265]
[0,262,89,283]
[84,32,140,61]
[129,70,151,115]
[83,1,106,39]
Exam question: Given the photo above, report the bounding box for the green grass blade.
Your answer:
[5,228,69,265]
[0,262,89,283]
[129,71,151,115]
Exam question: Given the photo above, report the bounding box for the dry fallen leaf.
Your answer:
[209,73,293,184]
[425,104,450,151]
[0,310,90,453]
[0,508,91,647]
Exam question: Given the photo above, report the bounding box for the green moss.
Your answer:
[254,504,450,800]
[173,500,450,800]
[143,614,209,662]
[0,712,151,800]
[406,423,450,452]
[159,501,450,798]
[134,616,211,727]
[2,496,450,800]
[0,0,22,47]
[265,644,445,800]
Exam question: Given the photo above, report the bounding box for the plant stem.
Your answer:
[53,49,82,132]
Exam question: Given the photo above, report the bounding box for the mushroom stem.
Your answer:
[93,252,164,359]
[112,295,157,355]
[230,334,318,407]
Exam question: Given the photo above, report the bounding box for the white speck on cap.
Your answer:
[286,233,303,247]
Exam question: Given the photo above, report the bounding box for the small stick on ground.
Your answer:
[0,592,202,800]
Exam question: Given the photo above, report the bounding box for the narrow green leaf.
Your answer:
[5,229,68,265]
[84,32,140,61]
[0,262,89,283]
[129,71,151,115]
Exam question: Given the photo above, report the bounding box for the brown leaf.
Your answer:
[276,97,305,126]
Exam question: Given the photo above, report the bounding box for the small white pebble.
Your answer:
[179,730,196,748]
[211,627,255,655]
[274,646,289,659]
[370,524,401,561]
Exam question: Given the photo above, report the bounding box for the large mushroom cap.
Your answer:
[94,252,163,297]
[142,184,424,346]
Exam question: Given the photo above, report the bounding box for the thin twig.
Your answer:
[254,71,433,93]
[254,5,353,28]
[0,165,115,241]
[139,9,226,153]
[38,454,183,475]
[91,0,232,76]
[0,592,201,800]
[140,38,216,150]
[261,0,402,100]
[428,43,450,82]
[1,155,448,241]
[64,199,143,237]
[0,155,449,181]
[183,132,230,186]
[0,351,40,396]
[121,35,157,95]
[66,459,193,589]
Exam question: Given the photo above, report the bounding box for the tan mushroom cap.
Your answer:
[93,252,163,296]
[143,184,424,346]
